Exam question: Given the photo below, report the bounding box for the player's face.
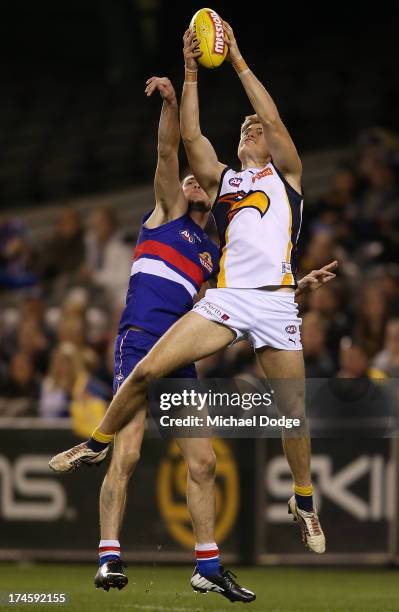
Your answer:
[238,123,269,162]
[182,175,211,212]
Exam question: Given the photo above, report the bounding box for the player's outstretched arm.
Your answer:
[145,76,186,217]
[296,261,338,295]
[180,30,226,203]
[223,22,302,193]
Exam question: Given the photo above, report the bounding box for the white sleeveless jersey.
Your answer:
[212,163,303,288]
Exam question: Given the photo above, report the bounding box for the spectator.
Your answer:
[337,339,370,378]
[300,230,341,278]
[0,216,38,289]
[40,341,111,433]
[69,346,111,438]
[82,207,131,307]
[0,353,39,416]
[354,286,387,357]
[16,317,51,375]
[372,319,399,378]
[320,163,358,211]
[39,343,75,418]
[39,207,85,296]
[307,285,351,364]
[359,163,399,236]
[310,164,359,248]
[301,312,335,377]
[379,267,399,315]
[357,127,399,183]
[57,314,86,349]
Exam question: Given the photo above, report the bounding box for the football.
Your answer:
[190,8,228,69]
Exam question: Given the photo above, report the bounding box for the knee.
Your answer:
[293,389,306,419]
[188,450,216,484]
[108,448,141,481]
[130,359,157,386]
[277,388,306,420]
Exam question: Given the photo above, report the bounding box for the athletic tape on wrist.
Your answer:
[185,69,198,83]
[233,57,249,75]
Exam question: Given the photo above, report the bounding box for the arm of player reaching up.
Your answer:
[145,77,187,220]
[223,22,302,193]
[180,30,226,203]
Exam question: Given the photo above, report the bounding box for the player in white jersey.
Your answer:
[49,22,336,556]
[178,22,324,551]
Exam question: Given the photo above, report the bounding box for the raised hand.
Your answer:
[183,29,202,70]
[145,77,177,105]
[297,260,338,294]
[222,20,242,62]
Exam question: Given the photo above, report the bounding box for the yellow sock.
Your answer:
[294,484,313,496]
[91,428,114,444]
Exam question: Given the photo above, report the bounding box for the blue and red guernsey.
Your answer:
[118,212,219,337]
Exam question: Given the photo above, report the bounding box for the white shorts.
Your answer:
[192,288,302,350]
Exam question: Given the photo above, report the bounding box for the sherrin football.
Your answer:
[190,8,228,69]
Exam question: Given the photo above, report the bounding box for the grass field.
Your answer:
[1,564,399,612]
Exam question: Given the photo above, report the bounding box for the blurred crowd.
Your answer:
[1,127,399,424]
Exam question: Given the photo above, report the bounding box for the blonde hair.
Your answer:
[240,114,260,135]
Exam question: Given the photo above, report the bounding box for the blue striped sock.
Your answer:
[195,543,220,577]
[99,539,120,567]
[99,554,119,566]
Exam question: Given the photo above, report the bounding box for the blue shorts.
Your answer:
[113,328,197,395]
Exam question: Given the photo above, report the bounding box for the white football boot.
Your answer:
[49,441,109,473]
[288,495,326,553]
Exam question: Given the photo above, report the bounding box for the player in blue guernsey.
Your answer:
[117,195,219,352]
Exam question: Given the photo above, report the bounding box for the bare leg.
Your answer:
[177,438,216,543]
[98,312,235,436]
[256,348,311,487]
[100,408,147,539]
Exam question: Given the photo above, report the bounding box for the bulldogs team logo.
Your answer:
[229,176,243,188]
[179,229,195,243]
[285,325,297,335]
[199,251,213,273]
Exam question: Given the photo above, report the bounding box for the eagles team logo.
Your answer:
[157,439,239,548]
[217,190,271,222]
[285,325,297,335]
[179,229,195,243]
[199,251,213,273]
[229,176,243,188]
